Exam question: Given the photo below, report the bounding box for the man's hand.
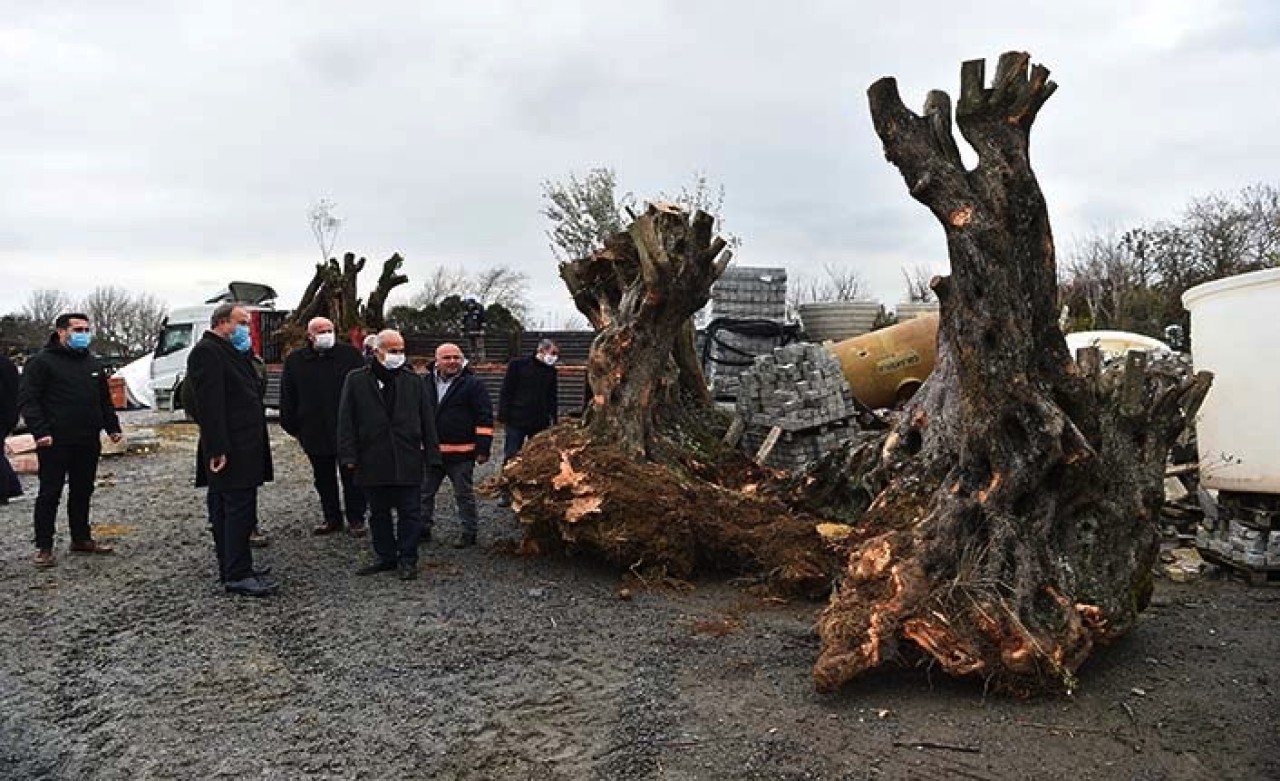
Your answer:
[476,453,490,465]
[36,436,53,448]
[209,454,228,473]
[108,433,124,444]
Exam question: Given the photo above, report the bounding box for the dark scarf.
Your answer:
[370,360,399,411]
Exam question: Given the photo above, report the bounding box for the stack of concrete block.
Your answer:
[706,266,789,399]
[710,266,787,321]
[1196,505,1280,569]
[895,301,940,321]
[735,342,860,472]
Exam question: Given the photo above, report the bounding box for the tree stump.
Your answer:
[809,52,1213,694]
[280,252,407,349]
[504,204,837,594]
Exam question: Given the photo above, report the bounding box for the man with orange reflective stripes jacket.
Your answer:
[421,343,494,548]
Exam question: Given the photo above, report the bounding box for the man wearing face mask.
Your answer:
[17,313,123,568]
[280,317,367,537]
[337,329,440,580]
[186,304,277,597]
[495,339,560,507]
[422,342,493,547]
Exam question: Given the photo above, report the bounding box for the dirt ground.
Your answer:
[1,412,1277,780]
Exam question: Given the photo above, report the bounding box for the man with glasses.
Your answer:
[495,339,560,507]
[338,329,440,580]
[17,313,123,568]
[422,343,493,547]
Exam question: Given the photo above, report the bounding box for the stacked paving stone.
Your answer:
[706,266,789,399]
[1197,513,1280,569]
[735,342,861,471]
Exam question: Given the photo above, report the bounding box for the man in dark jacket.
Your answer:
[17,314,122,567]
[496,339,559,506]
[187,303,277,597]
[1,351,21,504]
[338,329,440,580]
[281,316,367,537]
[422,343,494,547]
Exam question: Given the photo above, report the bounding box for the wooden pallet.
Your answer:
[1198,547,1280,586]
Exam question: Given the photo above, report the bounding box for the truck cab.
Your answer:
[150,282,289,411]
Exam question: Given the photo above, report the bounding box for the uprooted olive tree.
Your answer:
[279,251,409,348]
[804,52,1212,694]
[503,203,837,595]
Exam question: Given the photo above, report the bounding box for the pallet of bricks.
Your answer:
[706,266,788,400]
[1195,494,1280,585]
[736,342,861,472]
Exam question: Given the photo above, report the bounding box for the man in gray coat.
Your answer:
[337,329,441,581]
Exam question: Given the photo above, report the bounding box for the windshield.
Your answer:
[155,324,194,358]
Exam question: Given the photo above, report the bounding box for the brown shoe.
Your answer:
[249,530,271,548]
[70,540,115,555]
[312,521,343,536]
[34,549,56,568]
[348,523,368,538]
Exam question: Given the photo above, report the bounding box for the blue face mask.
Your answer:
[230,323,252,353]
[68,331,93,350]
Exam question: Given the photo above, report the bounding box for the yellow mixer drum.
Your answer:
[826,314,939,409]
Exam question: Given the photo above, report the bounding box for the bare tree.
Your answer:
[901,264,938,302]
[470,265,530,321]
[410,266,469,308]
[309,198,343,263]
[77,286,168,356]
[787,264,869,317]
[22,289,74,328]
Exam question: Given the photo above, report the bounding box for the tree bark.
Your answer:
[810,52,1212,694]
[560,203,731,459]
[281,252,406,350]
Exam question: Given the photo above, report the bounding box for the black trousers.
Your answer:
[33,440,101,550]
[306,451,366,526]
[207,487,257,582]
[366,484,423,566]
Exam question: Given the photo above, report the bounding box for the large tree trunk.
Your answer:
[504,204,838,594]
[810,53,1212,694]
[562,203,730,459]
[280,252,407,349]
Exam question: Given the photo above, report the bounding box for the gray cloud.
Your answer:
[2,1,1278,322]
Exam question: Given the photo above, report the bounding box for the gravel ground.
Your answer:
[1,412,1278,780]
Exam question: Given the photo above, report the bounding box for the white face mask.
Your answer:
[541,353,559,367]
[313,333,335,350]
[382,353,406,370]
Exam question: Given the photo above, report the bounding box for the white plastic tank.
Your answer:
[1182,268,1280,493]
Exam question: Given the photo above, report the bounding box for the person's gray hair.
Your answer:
[363,334,379,350]
[210,303,236,328]
[537,338,557,352]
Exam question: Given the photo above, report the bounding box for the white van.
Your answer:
[149,282,288,411]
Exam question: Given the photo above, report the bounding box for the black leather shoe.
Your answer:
[398,562,418,581]
[355,560,397,576]
[224,575,279,597]
[452,534,477,549]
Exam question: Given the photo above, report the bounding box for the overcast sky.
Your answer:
[3,1,1278,326]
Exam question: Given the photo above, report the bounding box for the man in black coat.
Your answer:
[496,339,559,506]
[280,316,367,537]
[1,351,21,504]
[17,313,122,567]
[337,329,441,581]
[187,303,277,597]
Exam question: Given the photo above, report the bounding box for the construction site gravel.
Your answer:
[1,413,1277,780]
